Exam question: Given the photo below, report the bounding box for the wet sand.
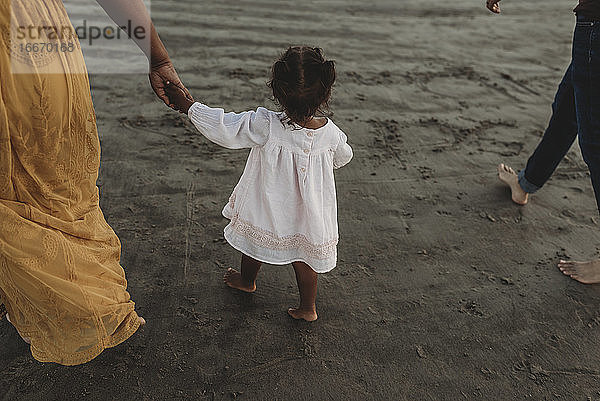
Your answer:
[3,0,600,399]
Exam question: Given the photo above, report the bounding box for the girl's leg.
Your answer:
[224,253,262,293]
[288,261,318,322]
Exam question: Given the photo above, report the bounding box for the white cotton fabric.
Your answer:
[188,102,353,273]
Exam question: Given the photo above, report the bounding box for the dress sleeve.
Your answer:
[187,103,271,149]
[333,131,353,169]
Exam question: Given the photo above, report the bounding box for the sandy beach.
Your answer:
[3,0,600,399]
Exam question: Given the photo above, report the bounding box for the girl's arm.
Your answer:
[187,103,271,149]
[94,0,191,107]
[333,132,353,169]
[164,83,269,149]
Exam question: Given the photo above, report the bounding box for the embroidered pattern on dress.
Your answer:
[3,19,58,68]
[229,213,337,260]
[4,233,59,269]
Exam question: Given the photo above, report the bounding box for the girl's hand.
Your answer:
[149,60,193,110]
[165,81,195,114]
[486,0,501,14]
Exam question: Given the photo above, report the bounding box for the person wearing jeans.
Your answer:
[489,0,600,284]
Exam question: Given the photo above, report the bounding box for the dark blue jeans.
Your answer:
[519,16,600,212]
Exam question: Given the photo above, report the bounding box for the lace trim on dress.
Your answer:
[0,302,6,320]
[228,213,338,260]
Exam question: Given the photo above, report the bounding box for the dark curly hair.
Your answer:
[267,46,336,127]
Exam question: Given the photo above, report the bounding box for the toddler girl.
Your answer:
[165,46,353,321]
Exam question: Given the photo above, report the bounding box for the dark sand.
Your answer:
[3,0,600,399]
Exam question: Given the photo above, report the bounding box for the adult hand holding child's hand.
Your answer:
[165,81,195,114]
[149,61,193,111]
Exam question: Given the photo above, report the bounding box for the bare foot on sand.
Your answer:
[497,163,528,205]
[558,259,600,284]
[6,314,31,344]
[287,307,318,322]
[223,268,256,293]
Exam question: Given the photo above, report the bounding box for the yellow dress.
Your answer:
[0,0,140,365]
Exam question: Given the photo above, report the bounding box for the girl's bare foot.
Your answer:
[497,163,528,205]
[6,314,31,344]
[287,307,318,322]
[224,268,256,293]
[138,316,146,326]
[558,259,600,284]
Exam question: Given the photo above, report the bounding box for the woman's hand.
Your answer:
[94,1,191,109]
[486,0,501,14]
[165,81,195,114]
[149,60,192,110]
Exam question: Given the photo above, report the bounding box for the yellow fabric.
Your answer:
[0,0,140,365]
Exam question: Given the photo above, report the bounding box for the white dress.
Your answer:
[188,103,353,273]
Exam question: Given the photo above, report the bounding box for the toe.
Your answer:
[561,269,577,275]
[498,163,513,174]
[558,261,574,267]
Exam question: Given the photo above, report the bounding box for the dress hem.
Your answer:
[28,307,141,366]
[223,226,335,273]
